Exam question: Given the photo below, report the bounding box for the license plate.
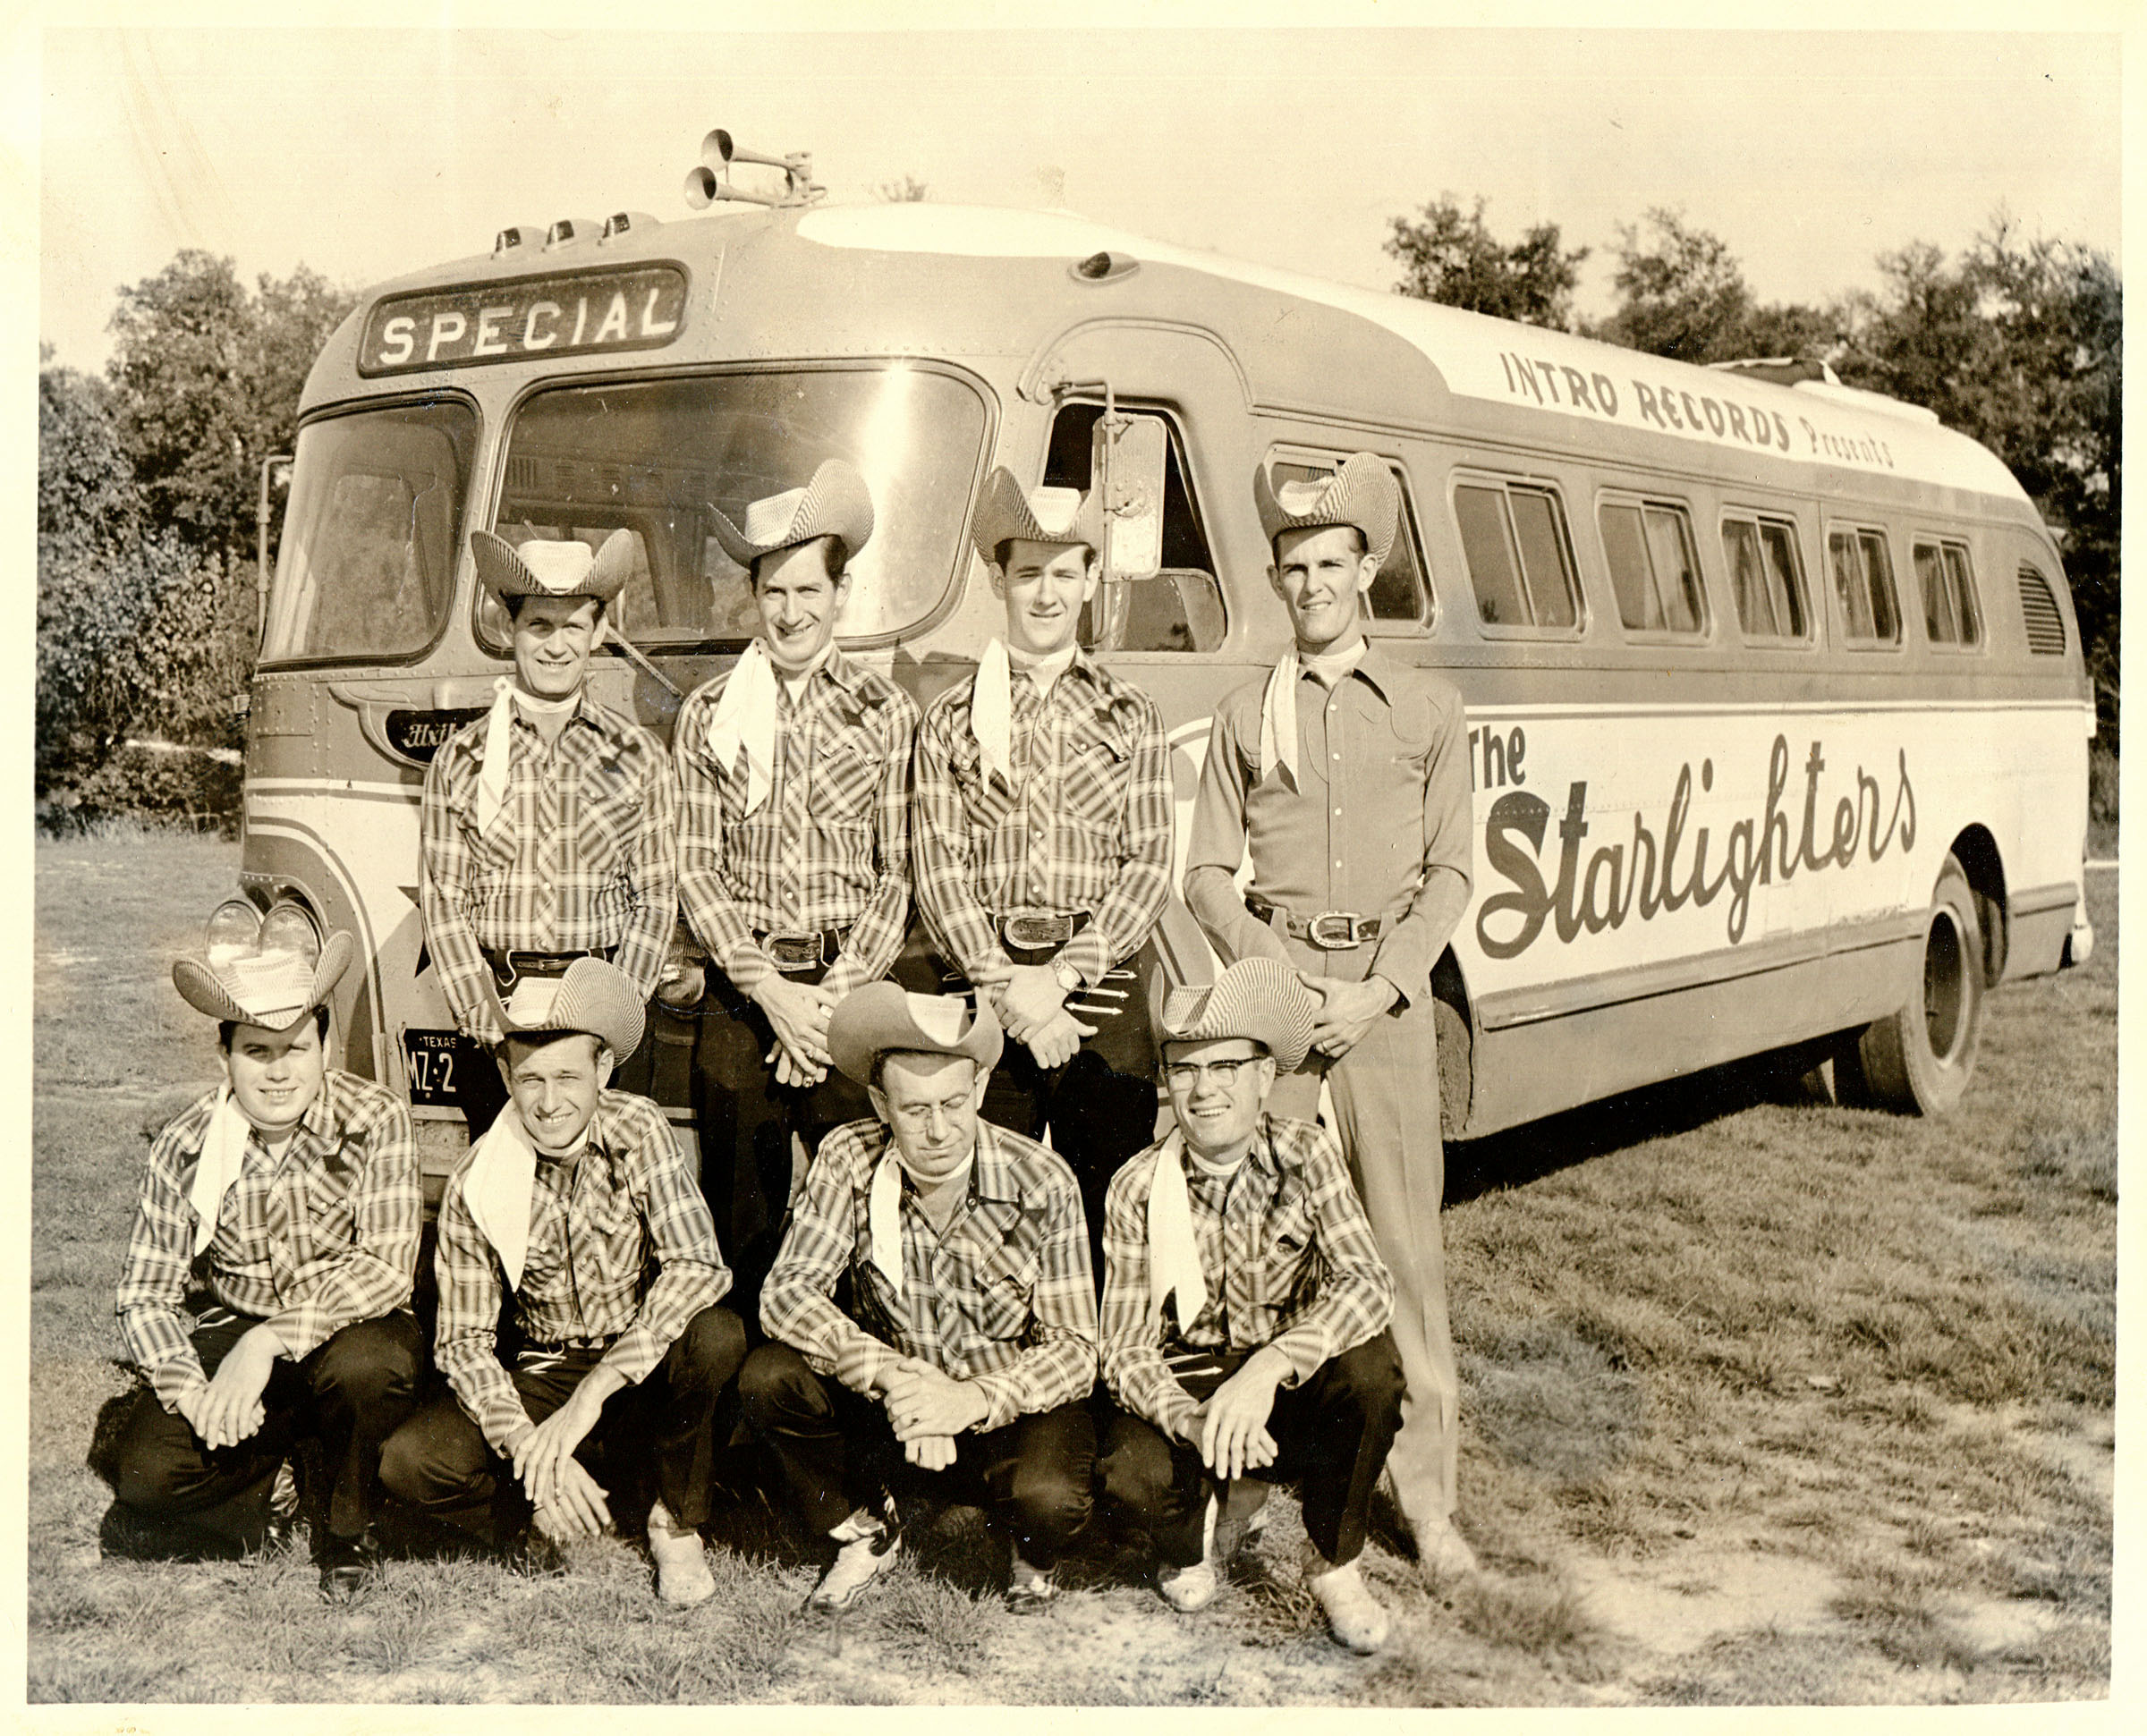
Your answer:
[403,1029,463,1107]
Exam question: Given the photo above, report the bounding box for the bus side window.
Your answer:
[1600,497,1705,637]
[1043,402,1224,653]
[1721,514,1811,642]
[1829,525,1902,647]
[1914,538,1983,649]
[1265,452,1433,628]
[1454,478,1580,632]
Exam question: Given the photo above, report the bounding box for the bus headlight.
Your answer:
[204,898,263,966]
[259,900,324,964]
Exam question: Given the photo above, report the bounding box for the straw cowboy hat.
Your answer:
[970,466,1104,565]
[709,459,876,570]
[490,956,647,1062]
[471,527,636,606]
[173,931,357,1032]
[827,982,1005,1089]
[1156,956,1320,1075]
[1253,452,1399,566]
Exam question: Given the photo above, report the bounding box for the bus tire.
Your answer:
[1851,853,1985,1115]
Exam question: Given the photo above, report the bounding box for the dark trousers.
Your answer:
[738,1342,1096,1568]
[101,1310,422,1557]
[378,1304,747,1546]
[1099,1333,1404,1570]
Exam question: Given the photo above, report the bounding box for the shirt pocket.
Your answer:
[1060,730,1133,836]
[812,739,882,827]
[970,1242,1041,1343]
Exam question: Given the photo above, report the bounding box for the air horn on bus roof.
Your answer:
[683,128,823,210]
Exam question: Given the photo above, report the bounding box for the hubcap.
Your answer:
[1922,908,1967,1063]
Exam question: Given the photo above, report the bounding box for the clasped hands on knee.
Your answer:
[879,1355,988,1470]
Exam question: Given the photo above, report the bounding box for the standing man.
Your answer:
[672,460,921,1312]
[1183,453,1477,1577]
[421,528,678,1139]
[379,959,746,1606]
[1098,957,1403,1653]
[912,468,1175,1253]
[102,926,422,1600]
[742,985,1097,1613]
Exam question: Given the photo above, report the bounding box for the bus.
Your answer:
[237,133,2096,1190]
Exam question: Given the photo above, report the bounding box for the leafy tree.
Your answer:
[1588,207,1834,365]
[1387,194,1588,329]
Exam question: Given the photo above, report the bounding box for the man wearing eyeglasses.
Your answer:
[1096,956,1401,1653]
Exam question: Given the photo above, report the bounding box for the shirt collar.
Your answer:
[1296,638,1400,704]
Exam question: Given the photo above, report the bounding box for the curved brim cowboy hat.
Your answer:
[969,467,1105,566]
[828,982,1005,1090]
[1157,955,1319,1076]
[174,930,358,1031]
[1253,451,1399,567]
[472,527,636,606]
[709,459,876,570]
[489,956,647,1061]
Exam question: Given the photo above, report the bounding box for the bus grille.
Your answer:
[2017,567,2067,655]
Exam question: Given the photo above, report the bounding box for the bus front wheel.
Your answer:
[1849,853,1985,1114]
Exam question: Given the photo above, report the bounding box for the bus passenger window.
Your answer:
[1455,479,1579,632]
[1828,526,1901,646]
[1721,515,1809,641]
[1914,539,1982,648]
[1266,453,1432,627]
[1600,499,1705,636]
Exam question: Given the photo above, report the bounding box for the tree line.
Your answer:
[36,198,2118,827]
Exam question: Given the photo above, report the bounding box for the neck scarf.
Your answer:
[188,1086,255,1258]
[1147,1131,1231,1328]
[1256,640,1366,785]
[479,680,581,834]
[868,1142,976,1292]
[461,1103,547,1291]
[707,639,780,817]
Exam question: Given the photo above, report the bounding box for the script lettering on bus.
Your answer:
[1493,351,1897,474]
[359,265,689,377]
[1475,734,1917,958]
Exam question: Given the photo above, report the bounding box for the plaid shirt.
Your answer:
[674,647,920,999]
[912,653,1173,987]
[421,692,678,1046]
[1099,1114,1394,1441]
[761,1118,1098,1431]
[115,1071,421,1414]
[433,1089,730,1455]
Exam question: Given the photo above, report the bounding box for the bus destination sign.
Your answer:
[359,264,690,377]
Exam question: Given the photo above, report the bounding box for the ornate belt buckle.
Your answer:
[762,932,825,973]
[1003,910,1076,950]
[1308,910,1366,950]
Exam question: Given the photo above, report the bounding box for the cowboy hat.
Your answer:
[1253,452,1399,567]
[174,930,357,1032]
[827,983,1004,1089]
[490,956,647,1062]
[969,467,1105,566]
[1157,956,1319,1076]
[709,459,875,570]
[472,527,636,606]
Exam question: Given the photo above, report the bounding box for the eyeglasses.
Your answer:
[1162,1055,1261,1089]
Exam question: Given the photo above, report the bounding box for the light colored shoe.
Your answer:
[1307,1556,1391,1654]
[1158,1495,1224,1613]
[1006,1551,1058,1613]
[1415,1520,1480,1580]
[647,1500,715,1608]
[807,1511,900,1613]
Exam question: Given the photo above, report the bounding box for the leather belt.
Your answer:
[1245,895,1385,951]
[997,909,1091,952]
[754,927,851,974]
[484,946,615,986]
[520,1333,620,1358]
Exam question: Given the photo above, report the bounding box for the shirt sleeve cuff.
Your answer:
[600,1325,663,1386]
[150,1360,211,1416]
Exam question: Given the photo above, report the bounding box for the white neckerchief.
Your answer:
[478,680,581,834]
[707,639,781,817]
[461,1103,546,1291]
[1007,640,1078,698]
[1256,639,1367,786]
[1144,1130,1250,1329]
[972,638,1080,789]
[868,1142,976,1293]
[189,1086,254,1258]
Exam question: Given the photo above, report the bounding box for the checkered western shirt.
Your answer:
[433,1089,731,1455]
[115,1071,421,1414]
[673,647,920,999]
[1099,1114,1394,1441]
[761,1118,1098,1431]
[912,653,1173,987]
[420,692,678,1046]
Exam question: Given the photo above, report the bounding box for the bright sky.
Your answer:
[35,15,2123,376]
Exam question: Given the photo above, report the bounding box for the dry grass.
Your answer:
[28,835,2115,1704]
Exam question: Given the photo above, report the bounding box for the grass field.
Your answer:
[27,831,2116,1705]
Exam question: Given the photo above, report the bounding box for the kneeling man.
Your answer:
[105,925,422,1600]
[1099,957,1403,1653]
[381,959,745,1606]
[743,985,1097,1613]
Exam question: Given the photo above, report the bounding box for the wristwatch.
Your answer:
[1050,957,1083,994]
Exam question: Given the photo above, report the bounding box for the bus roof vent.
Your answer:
[493,223,547,258]
[602,211,660,241]
[2018,567,2067,655]
[545,217,604,250]
[1071,250,1140,284]
[1709,357,1835,388]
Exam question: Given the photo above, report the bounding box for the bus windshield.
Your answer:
[486,365,989,649]
[262,398,479,665]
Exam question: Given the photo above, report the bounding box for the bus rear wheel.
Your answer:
[1846,853,1985,1114]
